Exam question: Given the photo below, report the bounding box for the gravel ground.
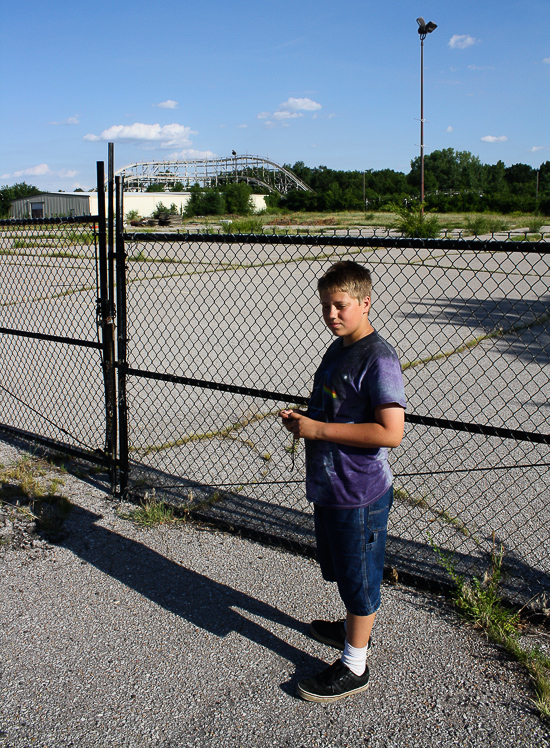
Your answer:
[1,437,549,748]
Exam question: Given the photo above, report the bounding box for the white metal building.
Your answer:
[9,191,267,219]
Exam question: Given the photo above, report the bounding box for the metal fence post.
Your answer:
[108,143,116,319]
[115,175,129,497]
[96,161,117,494]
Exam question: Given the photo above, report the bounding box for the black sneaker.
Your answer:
[309,619,372,654]
[297,660,370,703]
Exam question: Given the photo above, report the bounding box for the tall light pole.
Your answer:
[416,17,437,212]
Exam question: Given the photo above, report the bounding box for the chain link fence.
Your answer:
[121,228,550,609]
[0,217,111,461]
[1,215,548,608]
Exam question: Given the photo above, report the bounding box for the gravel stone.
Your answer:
[1,437,549,748]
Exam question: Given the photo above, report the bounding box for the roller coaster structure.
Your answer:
[113,155,311,195]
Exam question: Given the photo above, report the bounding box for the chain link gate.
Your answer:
[0,162,117,484]
[115,216,550,610]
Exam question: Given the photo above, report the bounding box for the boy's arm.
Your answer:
[280,404,404,449]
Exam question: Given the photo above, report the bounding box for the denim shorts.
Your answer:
[313,486,393,617]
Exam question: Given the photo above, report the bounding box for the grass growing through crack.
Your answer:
[0,455,72,535]
[118,490,222,527]
[132,409,281,457]
[394,485,470,536]
[402,310,550,373]
[119,492,180,528]
[429,533,550,721]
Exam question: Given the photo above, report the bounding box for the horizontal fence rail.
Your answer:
[119,228,550,608]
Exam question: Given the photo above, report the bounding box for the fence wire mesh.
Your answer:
[0,218,108,456]
[1,216,548,607]
[122,229,550,608]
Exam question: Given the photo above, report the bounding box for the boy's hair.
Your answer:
[317,261,372,302]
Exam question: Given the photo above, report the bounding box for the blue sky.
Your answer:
[2,0,549,192]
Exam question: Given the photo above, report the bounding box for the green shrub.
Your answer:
[220,218,264,234]
[486,217,510,233]
[465,215,489,235]
[528,217,545,233]
[465,215,510,235]
[152,202,169,218]
[390,202,441,238]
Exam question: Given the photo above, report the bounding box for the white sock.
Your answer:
[341,640,368,676]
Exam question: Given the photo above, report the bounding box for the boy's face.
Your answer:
[319,289,372,346]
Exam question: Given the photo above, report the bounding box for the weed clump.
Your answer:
[429,533,550,721]
[0,455,72,539]
[117,490,180,528]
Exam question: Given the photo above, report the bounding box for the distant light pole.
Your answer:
[416,17,437,212]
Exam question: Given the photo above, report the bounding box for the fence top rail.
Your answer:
[0,216,99,227]
[123,230,550,254]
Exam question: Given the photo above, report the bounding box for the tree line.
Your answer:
[2,149,549,218]
[277,150,550,214]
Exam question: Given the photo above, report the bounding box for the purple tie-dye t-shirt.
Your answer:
[305,330,406,508]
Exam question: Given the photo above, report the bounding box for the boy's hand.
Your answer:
[280,404,405,448]
[279,409,318,440]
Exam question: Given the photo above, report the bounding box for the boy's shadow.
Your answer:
[58,505,325,696]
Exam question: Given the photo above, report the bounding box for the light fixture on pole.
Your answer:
[416,17,437,212]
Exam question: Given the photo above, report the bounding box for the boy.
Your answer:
[280,261,406,703]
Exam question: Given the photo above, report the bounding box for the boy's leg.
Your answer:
[345,611,376,649]
[340,611,375,677]
[298,489,392,702]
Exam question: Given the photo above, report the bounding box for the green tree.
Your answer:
[408,148,484,194]
[184,185,225,216]
[222,182,253,214]
[504,163,535,195]
[483,160,507,194]
[0,182,41,218]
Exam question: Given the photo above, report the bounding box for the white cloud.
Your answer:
[84,123,196,148]
[468,65,494,71]
[5,164,79,179]
[14,163,51,177]
[481,135,508,143]
[531,146,546,152]
[543,57,550,64]
[237,124,248,128]
[448,35,478,50]
[273,110,304,120]
[280,97,321,112]
[49,115,80,125]
[154,100,178,109]
[258,96,322,126]
[166,148,217,160]
[445,126,454,133]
